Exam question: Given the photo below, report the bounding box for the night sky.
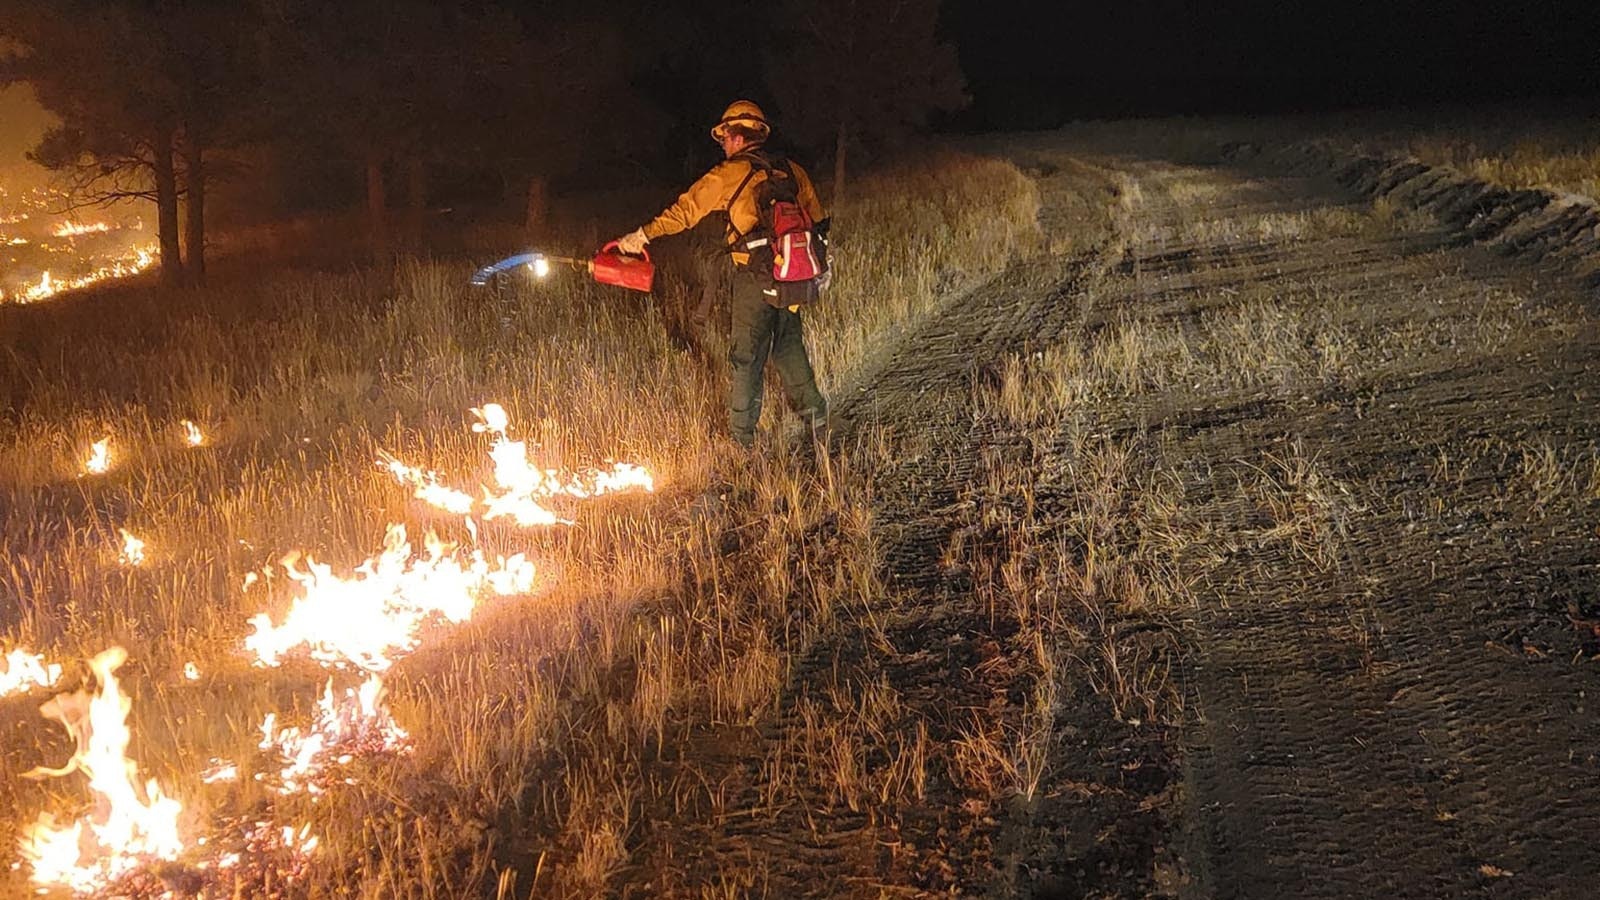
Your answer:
[5,1,1599,182]
[946,0,1600,127]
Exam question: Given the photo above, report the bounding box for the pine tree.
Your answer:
[766,0,967,202]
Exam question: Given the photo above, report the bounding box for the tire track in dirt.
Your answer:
[622,151,1179,897]
[629,143,1600,898]
[1099,159,1600,899]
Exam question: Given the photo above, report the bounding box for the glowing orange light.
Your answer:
[117,529,146,566]
[14,247,156,304]
[382,403,654,527]
[83,438,111,475]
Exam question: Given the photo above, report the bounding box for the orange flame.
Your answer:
[25,271,54,302]
[82,438,111,475]
[20,647,184,893]
[180,420,206,447]
[381,403,654,526]
[15,246,156,304]
[117,529,146,567]
[378,453,475,515]
[244,524,534,671]
[6,398,656,887]
[52,221,111,238]
[0,648,63,698]
[256,674,409,795]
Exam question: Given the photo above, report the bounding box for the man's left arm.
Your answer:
[792,161,827,227]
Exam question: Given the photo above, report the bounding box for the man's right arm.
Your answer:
[641,160,744,241]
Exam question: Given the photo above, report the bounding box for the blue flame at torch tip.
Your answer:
[470,252,542,286]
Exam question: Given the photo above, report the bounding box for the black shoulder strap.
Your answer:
[725,151,773,243]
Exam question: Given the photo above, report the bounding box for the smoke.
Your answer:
[0,84,58,191]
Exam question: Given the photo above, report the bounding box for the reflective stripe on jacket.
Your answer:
[640,146,825,263]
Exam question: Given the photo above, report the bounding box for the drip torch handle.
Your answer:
[602,239,650,262]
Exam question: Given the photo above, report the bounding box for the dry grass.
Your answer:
[1402,133,1600,202]
[1236,444,1361,572]
[0,151,1039,895]
[1058,106,1600,204]
[956,366,1196,741]
[810,152,1042,390]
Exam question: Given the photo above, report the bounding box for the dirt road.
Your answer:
[628,138,1600,897]
[1116,156,1600,898]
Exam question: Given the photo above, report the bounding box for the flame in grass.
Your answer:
[117,529,146,567]
[20,647,184,894]
[196,676,407,808]
[180,420,206,447]
[52,221,111,238]
[244,524,534,672]
[82,438,111,475]
[15,247,157,304]
[9,404,654,888]
[378,453,476,515]
[25,272,52,301]
[15,649,341,892]
[472,402,655,504]
[1,648,63,698]
[382,403,654,526]
[256,675,409,795]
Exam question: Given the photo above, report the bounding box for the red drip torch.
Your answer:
[587,241,654,293]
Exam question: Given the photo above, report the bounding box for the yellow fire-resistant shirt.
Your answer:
[640,148,826,265]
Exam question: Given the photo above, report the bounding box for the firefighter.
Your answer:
[615,101,829,450]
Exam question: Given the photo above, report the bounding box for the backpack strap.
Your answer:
[724,150,772,247]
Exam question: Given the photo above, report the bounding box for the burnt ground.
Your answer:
[625,138,1600,897]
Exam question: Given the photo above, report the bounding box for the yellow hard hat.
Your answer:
[711,100,770,141]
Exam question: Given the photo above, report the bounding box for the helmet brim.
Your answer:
[711,116,771,141]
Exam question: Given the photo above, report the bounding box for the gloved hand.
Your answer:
[616,228,649,255]
[815,268,833,293]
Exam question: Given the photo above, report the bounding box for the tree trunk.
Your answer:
[152,129,184,287]
[181,130,206,286]
[403,155,425,251]
[832,119,848,207]
[524,174,548,242]
[365,153,388,261]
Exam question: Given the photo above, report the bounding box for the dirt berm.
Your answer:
[1227,140,1600,290]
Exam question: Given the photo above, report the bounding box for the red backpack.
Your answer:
[729,151,827,303]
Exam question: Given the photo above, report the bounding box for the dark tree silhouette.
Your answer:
[165,3,261,285]
[1,2,186,283]
[263,1,657,255]
[1,0,260,286]
[260,0,450,258]
[765,0,967,202]
[500,19,657,241]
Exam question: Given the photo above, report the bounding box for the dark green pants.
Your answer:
[728,267,826,446]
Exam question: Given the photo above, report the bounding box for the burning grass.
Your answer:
[0,151,1039,895]
[0,186,157,304]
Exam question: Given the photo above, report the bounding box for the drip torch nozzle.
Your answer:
[470,251,587,286]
